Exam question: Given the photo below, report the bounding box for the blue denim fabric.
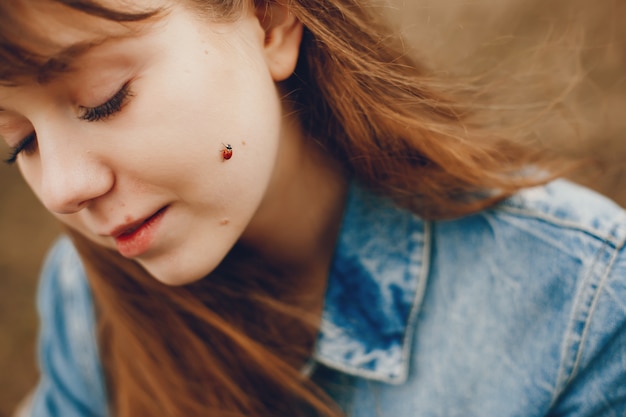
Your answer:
[30,238,108,417]
[29,179,626,416]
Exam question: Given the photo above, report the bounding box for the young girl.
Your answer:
[2,0,625,416]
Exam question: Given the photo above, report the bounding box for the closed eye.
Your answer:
[3,131,37,165]
[2,82,133,165]
[79,82,133,122]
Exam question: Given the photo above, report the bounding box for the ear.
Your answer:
[255,3,303,81]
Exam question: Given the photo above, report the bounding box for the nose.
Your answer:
[38,145,115,215]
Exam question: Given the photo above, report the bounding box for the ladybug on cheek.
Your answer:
[221,143,233,161]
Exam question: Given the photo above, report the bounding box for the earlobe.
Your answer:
[256,4,303,81]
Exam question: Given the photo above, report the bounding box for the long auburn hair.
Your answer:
[2,0,557,416]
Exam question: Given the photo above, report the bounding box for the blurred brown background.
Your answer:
[0,0,625,415]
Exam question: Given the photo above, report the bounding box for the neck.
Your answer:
[243,146,347,272]
[240,117,348,288]
[235,116,348,364]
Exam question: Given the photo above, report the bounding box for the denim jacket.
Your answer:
[28,179,626,416]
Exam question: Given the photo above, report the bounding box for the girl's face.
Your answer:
[0,1,304,284]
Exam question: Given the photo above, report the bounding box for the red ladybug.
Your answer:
[222,143,233,160]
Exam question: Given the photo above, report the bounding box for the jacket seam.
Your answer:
[549,225,626,407]
[495,206,625,248]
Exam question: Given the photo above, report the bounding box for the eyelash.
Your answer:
[3,83,133,165]
[4,132,37,165]
[79,82,133,122]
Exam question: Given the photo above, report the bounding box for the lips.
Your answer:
[113,208,163,238]
[112,207,168,258]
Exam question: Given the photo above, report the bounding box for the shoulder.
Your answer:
[435,179,626,266]
[427,179,626,415]
[434,180,626,336]
[495,178,626,248]
[36,236,98,350]
[496,180,626,414]
[31,236,108,417]
[37,236,90,309]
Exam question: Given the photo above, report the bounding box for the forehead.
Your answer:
[0,0,164,83]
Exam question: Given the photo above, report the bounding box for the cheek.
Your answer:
[18,160,44,205]
[52,213,83,233]
[51,213,103,247]
[118,44,277,155]
[116,48,283,193]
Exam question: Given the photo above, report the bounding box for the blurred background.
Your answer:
[0,0,624,415]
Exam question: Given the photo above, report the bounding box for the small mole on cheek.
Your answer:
[125,215,132,223]
[242,140,247,146]
[220,218,230,226]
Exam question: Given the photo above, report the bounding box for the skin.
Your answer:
[0,0,348,288]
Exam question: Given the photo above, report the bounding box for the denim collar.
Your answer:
[313,184,431,384]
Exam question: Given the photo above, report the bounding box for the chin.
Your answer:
[140,260,213,287]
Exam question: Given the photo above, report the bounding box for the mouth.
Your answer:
[112,206,168,257]
[112,207,167,238]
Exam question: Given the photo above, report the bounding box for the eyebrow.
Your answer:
[36,32,139,84]
[0,33,133,110]
[54,35,120,65]
[0,7,166,92]
[40,7,167,84]
[47,6,167,66]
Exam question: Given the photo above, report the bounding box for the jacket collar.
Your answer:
[313,184,431,384]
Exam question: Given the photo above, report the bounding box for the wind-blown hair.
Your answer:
[1,1,555,416]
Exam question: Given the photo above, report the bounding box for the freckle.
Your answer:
[220,218,230,226]
[242,140,247,146]
[125,215,132,223]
